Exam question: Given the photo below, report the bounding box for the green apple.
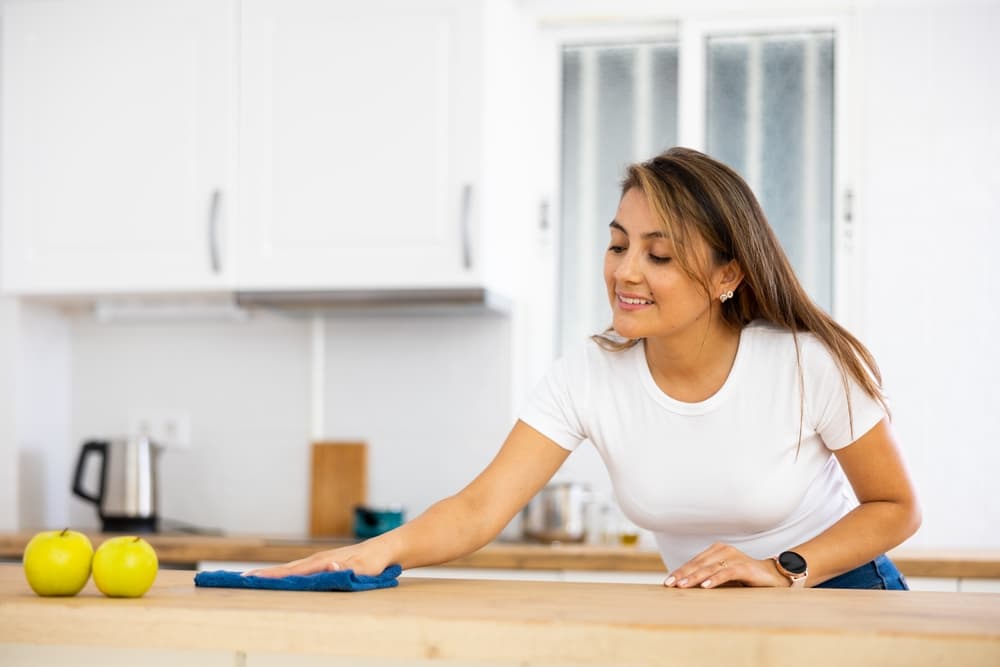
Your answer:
[22,528,94,596]
[92,536,159,598]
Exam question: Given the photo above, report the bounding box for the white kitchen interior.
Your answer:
[1,0,998,580]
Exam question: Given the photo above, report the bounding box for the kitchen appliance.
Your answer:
[522,482,592,543]
[72,436,161,532]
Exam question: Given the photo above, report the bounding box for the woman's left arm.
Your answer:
[794,416,922,584]
[665,417,921,588]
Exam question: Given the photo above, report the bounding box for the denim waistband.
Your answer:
[814,554,909,590]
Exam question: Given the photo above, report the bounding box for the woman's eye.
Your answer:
[649,255,672,264]
[608,245,626,254]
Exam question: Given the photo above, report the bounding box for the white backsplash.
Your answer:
[59,309,514,535]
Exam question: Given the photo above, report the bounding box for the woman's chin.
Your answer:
[610,318,644,340]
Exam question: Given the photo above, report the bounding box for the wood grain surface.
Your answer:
[2,532,1000,578]
[1,565,998,666]
[309,441,366,537]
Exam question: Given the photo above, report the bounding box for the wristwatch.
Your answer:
[772,550,808,588]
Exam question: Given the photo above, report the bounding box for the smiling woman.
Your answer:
[604,190,742,347]
[551,147,917,588]
[601,189,745,403]
[246,147,919,592]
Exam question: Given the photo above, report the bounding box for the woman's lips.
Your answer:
[616,293,654,311]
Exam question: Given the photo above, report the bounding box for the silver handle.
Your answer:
[843,188,854,241]
[207,189,222,274]
[460,183,473,270]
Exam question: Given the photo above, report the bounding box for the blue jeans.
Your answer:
[815,554,909,590]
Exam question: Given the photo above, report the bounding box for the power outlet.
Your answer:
[128,412,192,448]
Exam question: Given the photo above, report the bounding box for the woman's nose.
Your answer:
[614,250,642,282]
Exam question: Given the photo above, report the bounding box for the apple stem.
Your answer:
[60,528,69,537]
[133,537,140,543]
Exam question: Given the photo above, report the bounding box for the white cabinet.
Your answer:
[0,0,237,294]
[1,0,487,296]
[237,0,483,290]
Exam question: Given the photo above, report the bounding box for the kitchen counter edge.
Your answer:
[2,532,999,578]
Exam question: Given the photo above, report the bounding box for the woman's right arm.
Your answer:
[245,420,571,577]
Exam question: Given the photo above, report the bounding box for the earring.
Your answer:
[720,290,734,303]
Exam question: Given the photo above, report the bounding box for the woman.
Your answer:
[250,147,920,589]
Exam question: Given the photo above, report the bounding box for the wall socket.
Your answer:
[128,412,192,448]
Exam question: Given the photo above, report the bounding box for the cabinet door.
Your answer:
[0,0,236,294]
[238,0,482,290]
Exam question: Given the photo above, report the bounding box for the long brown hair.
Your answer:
[594,147,888,437]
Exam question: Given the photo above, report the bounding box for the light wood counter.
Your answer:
[1,564,999,666]
[3,531,1000,579]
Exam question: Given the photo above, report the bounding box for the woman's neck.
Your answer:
[643,320,743,403]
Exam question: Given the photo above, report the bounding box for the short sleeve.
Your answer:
[518,346,590,451]
[802,337,888,450]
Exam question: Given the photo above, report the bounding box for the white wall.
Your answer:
[853,1,1000,547]
[60,310,511,535]
[321,314,512,521]
[15,303,73,529]
[67,311,308,532]
[0,298,17,530]
[2,301,74,531]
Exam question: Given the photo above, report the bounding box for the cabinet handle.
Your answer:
[460,183,473,270]
[207,189,222,274]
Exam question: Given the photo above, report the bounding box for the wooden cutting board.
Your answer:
[309,441,366,537]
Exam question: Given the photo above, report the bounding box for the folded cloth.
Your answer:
[194,564,402,592]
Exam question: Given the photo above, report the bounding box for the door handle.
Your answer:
[460,183,473,270]
[207,189,222,274]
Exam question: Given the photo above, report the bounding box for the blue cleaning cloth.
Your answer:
[194,564,402,592]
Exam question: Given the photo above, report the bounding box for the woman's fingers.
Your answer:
[664,543,727,587]
[242,563,292,578]
[243,550,349,578]
[697,560,744,588]
[241,545,393,578]
[666,561,731,588]
[662,543,792,588]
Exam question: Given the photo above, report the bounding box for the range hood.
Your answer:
[234,287,510,315]
[43,288,509,322]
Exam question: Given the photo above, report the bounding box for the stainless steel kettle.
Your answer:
[72,436,161,532]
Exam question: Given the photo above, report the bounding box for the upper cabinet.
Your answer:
[237,0,483,290]
[0,0,237,294]
[0,0,488,296]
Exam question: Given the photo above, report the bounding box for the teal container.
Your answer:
[353,505,404,539]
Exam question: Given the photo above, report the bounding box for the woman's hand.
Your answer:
[243,539,395,578]
[663,543,789,589]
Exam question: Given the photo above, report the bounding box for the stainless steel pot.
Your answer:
[521,482,591,543]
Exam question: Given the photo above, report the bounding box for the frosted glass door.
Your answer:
[558,42,679,351]
[706,31,836,311]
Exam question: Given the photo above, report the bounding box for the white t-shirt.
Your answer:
[519,320,887,569]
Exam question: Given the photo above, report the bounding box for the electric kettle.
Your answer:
[72,436,162,532]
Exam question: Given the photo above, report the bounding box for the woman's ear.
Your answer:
[718,260,744,293]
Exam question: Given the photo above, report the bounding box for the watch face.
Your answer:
[778,550,808,575]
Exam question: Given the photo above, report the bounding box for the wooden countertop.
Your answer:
[2,531,999,578]
[1,564,998,666]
